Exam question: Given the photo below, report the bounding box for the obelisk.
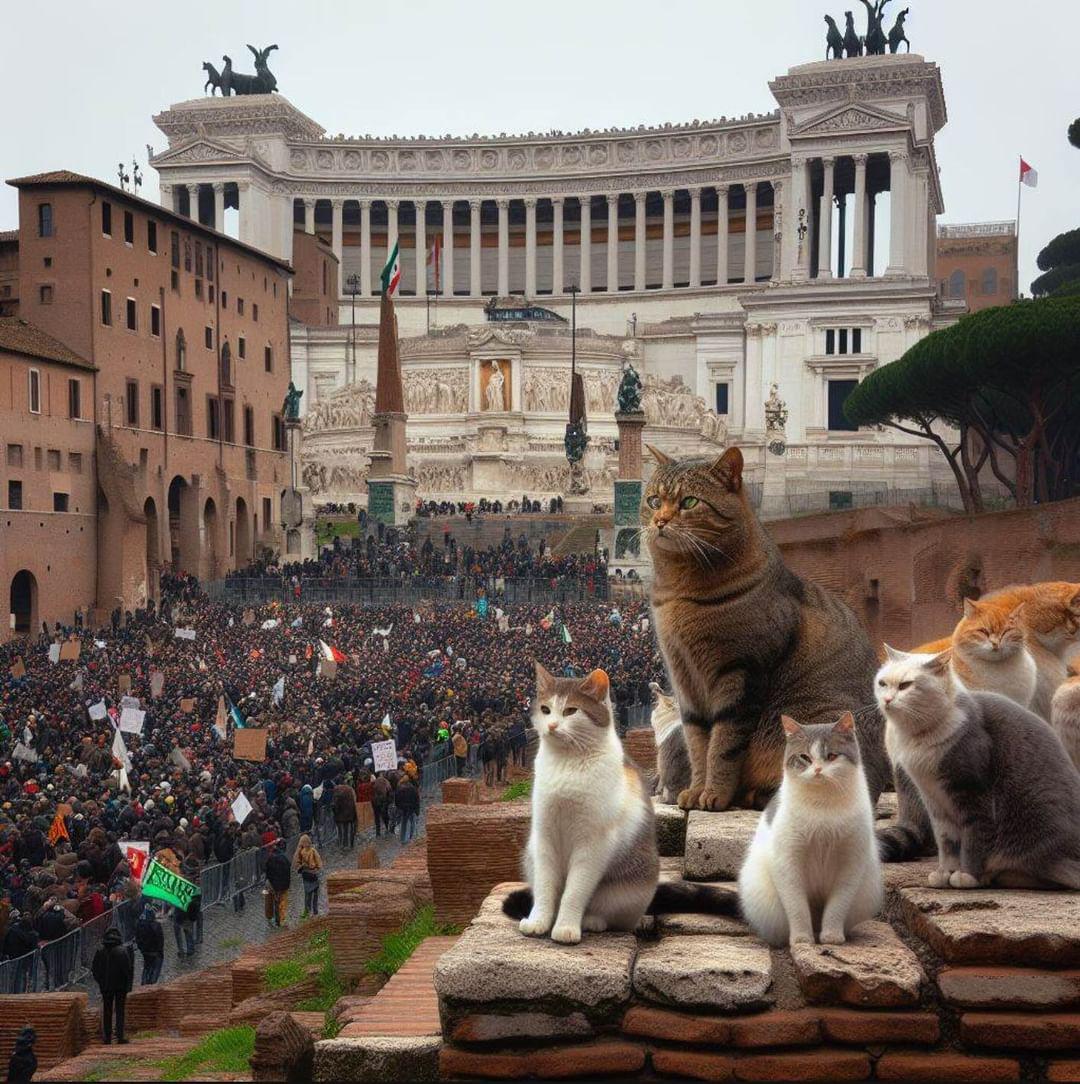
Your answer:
[366,291,417,526]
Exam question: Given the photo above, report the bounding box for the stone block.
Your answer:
[654,800,688,857]
[817,1008,940,1045]
[1049,1061,1080,1082]
[632,934,773,1012]
[875,791,899,819]
[683,810,760,881]
[450,1012,594,1043]
[900,887,1080,967]
[623,1005,734,1045]
[442,777,479,804]
[876,1052,1021,1082]
[0,993,87,1072]
[439,1040,645,1080]
[959,1012,1080,1050]
[358,845,379,869]
[250,1010,314,1083]
[790,921,925,1008]
[939,966,1080,1010]
[732,1049,870,1081]
[651,1048,735,1082]
[315,1035,440,1083]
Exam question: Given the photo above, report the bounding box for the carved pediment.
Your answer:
[466,326,534,349]
[793,103,908,138]
[150,138,243,166]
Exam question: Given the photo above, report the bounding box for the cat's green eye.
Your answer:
[646,495,661,509]
[680,496,699,510]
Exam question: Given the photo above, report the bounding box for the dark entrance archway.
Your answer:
[144,496,160,602]
[167,476,188,572]
[235,496,252,568]
[10,570,37,636]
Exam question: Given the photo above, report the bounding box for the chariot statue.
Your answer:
[202,44,279,97]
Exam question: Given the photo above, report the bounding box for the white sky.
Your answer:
[3,0,1077,290]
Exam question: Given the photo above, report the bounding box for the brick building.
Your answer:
[2,171,293,640]
[936,221,1018,311]
[0,230,18,317]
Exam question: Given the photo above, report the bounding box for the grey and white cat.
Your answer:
[738,713,882,947]
[649,682,691,805]
[877,646,1080,889]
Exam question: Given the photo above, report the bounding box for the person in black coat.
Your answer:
[6,1026,36,1084]
[1,911,38,993]
[91,927,133,1044]
[263,840,291,927]
[394,778,420,845]
[134,905,164,985]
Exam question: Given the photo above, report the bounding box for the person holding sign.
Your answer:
[91,928,133,1044]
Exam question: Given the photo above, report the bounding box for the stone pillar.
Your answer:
[634,193,647,292]
[188,183,201,223]
[414,199,427,297]
[716,185,729,285]
[614,409,647,563]
[579,197,592,293]
[331,198,344,296]
[887,151,908,276]
[744,182,759,284]
[606,194,620,293]
[159,183,173,213]
[770,180,784,282]
[495,199,509,296]
[851,154,868,278]
[441,200,454,298]
[615,411,646,480]
[818,159,834,279]
[524,198,537,297]
[689,187,701,288]
[661,189,674,290]
[213,183,226,232]
[236,182,251,245]
[791,158,810,281]
[360,199,372,295]
[551,197,564,295]
[386,199,399,261]
[469,199,482,297]
[303,198,315,235]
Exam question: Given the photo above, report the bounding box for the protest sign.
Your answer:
[88,700,107,721]
[141,859,200,911]
[317,657,337,680]
[59,640,81,662]
[47,644,61,664]
[120,695,140,712]
[118,673,132,694]
[170,746,192,771]
[12,742,38,764]
[10,658,26,679]
[233,728,267,762]
[242,609,255,626]
[231,792,253,826]
[119,707,145,735]
[150,671,165,698]
[173,628,196,641]
[371,739,398,773]
[180,698,195,713]
[121,841,149,882]
[111,729,131,770]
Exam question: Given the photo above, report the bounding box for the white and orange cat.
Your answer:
[946,598,1038,711]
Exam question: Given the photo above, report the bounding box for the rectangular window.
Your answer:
[53,492,69,513]
[123,210,134,244]
[150,304,161,337]
[206,247,214,281]
[8,480,22,510]
[237,297,244,315]
[151,385,164,430]
[6,444,23,467]
[28,368,41,414]
[271,413,285,451]
[195,242,203,278]
[238,336,246,360]
[148,220,157,253]
[126,297,137,331]
[171,230,180,269]
[839,328,849,355]
[264,345,272,373]
[205,326,213,350]
[252,302,258,322]
[827,379,859,432]
[221,290,227,309]
[852,328,862,354]
[183,238,191,273]
[38,203,53,237]
[263,497,272,528]
[195,279,203,300]
[100,289,112,326]
[102,201,112,236]
[244,405,254,446]
[207,396,220,440]
[171,269,179,291]
[125,379,139,427]
[47,448,61,471]
[34,447,42,470]
[223,397,235,443]
[68,378,81,419]
[715,383,730,415]
[39,284,54,304]
[69,452,82,474]
[175,386,192,436]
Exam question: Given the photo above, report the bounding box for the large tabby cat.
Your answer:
[644,446,930,859]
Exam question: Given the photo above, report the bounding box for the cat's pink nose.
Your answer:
[547,722,558,733]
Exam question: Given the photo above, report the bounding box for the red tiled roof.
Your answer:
[0,317,95,371]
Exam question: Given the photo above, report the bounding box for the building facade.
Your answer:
[2,172,292,638]
[936,221,1018,311]
[151,52,965,513]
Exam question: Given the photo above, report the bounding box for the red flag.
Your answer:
[1019,158,1039,188]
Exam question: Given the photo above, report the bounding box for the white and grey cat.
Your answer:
[503,663,736,943]
[649,682,691,805]
[738,713,882,947]
[878,646,1080,889]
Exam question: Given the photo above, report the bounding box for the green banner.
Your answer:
[141,858,200,911]
[614,480,643,527]
[367,481,395,525]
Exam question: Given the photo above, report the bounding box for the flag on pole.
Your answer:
[319,639,346,665]
[1020,158,1039,188]
[226,693,246,730]
[272,675,285,705]
[381,240,401,297]
[561,624,573,645]
[141,858,200,911]
[540,609,555,631]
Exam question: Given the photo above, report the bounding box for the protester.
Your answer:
[263,840,291,928]
[331,780,358,850]
[6,1026,37,1083]
[90,927,133,1044]
[395,776,420,845]
[293,834,323,918]
[134,905,164,985]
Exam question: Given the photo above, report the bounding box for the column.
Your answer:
[359,199,372,295]
[441,200,455,298]
[386,199,399,259]
[303,198,315,234]
[331,198,343,296]
[716,185,729,285]
[634,193,647,291]
[551,197,564,295]
[791,158,810,281]
[579,197,592,293]
[689,187,702,288]
[236,182,251,245]
[188,183,201,223]
[159,183,174,213]
[850,154,868,277]
[606,194,619,293]
[212,183,226,232]
[817,159,834,279]
[524,198,537,297]
[496,198,509,296]
[469,199,482,296]
[887,151,908,276]
[414,199,427,297]
[661,190,674,290]
[744,182,759,284]
[770,180,784,282]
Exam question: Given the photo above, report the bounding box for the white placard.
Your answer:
[174,627,196,641]
[47,643,61,664]
[119,707,145,735]
[120,695,140,711]
[12,742,38,763]
[111,728,131,769]
[261,618,279,630]
[371,739,398,773]
[88,700,107,721]
[94,640,107,649]
[231,791,253,826]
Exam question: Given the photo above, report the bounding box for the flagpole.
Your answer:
[1015,158,1023,301]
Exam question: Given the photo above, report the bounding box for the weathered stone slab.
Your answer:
[632,934,773,1012]
[900,888,1080,967]
[654,800,688,857]
[450,1011,594,1043]
[884,859,938,893]
[314,1036,440,1083]
[790,921,925,1008]
[656,910,750,937]
[939,967,1080,1010]
[682,810,760,882]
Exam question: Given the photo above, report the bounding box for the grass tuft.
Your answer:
[263,958,306,990]
[365,904,459,977]
[500,779,532,802]
[156,1027,255,1081]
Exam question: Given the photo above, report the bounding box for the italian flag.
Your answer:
[1020,158,1039,188]
[381,240,401,297]
[319,639,346,664]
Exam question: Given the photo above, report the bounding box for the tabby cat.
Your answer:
[642,447,931,859]
[649,682,691,804]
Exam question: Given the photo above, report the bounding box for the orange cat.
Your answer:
[947,598,1038,710]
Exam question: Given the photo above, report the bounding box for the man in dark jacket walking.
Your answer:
[91,927,133,1044]
[135,905,164,985]
[264,839,291,927]
[371,774,393,838]
[331,781,357,849]
[395,778,420,845]
[1,911,38,993]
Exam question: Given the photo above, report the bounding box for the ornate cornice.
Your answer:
[153,95,325,143]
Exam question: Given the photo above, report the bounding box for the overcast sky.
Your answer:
[3,0,1076,290]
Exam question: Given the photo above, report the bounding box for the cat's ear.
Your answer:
[1068,586,1080,613]
[646,444,674,466]
[781,714,803,737]
[882,643,906,662]
[962,598,980,618]
[534,661,555,692]
[833,711,856,735]
[709,447,743,493]
[580,669,610,700]
[922,649,951,676]
[1006,602,1026,625]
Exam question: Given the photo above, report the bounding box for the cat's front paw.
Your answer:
[551,923,582,944]
[949,871,980,889]
[927,869,952,888]
[677,786,703,811]
[819,927,846,945]
[519,914,553,937]
[789,931,814,947]
[697,787,732,812]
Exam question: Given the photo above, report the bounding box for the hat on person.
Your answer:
[179,817,189,829]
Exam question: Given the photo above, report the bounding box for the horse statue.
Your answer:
[859,0,891,54]
[843,11,864,56]
[249,44,279,92]
[824,15,846,59]
[212,44,279,97]
[888,8,911,53]
[202,61,225,96]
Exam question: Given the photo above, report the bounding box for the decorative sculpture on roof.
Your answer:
[887,9,911,53]
[617,359,644,414]
[202,45,279,96]
[282,381,303,422]
[824,2,908,58]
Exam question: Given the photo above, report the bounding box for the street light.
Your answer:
[564,284,588,467]
[345,272,362,386]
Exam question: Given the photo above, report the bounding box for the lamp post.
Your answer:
[563,283,588,476]
[346,272,361,386]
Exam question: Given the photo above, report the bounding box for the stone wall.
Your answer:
[0,993,86,1076]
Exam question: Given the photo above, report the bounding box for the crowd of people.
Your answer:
[0,567,661,996]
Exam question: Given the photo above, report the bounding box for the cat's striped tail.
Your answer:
[501,882,740,921]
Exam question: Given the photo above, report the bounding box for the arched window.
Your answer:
[982,267,998,296]
[175,328,186,371]
[948,270,966,299]
[220,341,232,387]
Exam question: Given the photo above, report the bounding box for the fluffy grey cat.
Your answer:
[877,647,1080,889]
[649,683,691,804]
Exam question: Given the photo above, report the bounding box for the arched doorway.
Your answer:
[144,496,160,603]
[203,497,218,580]
[10,570,37,636]
[167,476,187,572]
[235,497,252,569]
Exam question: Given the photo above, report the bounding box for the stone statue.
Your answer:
[888,8,911,52]
[617,359,644,413]
[843,11,864,56]
[282,381,303,421]
[484,360,506,411]
[859,0,890,55]
[209,45,279,97]
[764,382,789,456]
[824,15,845,59]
